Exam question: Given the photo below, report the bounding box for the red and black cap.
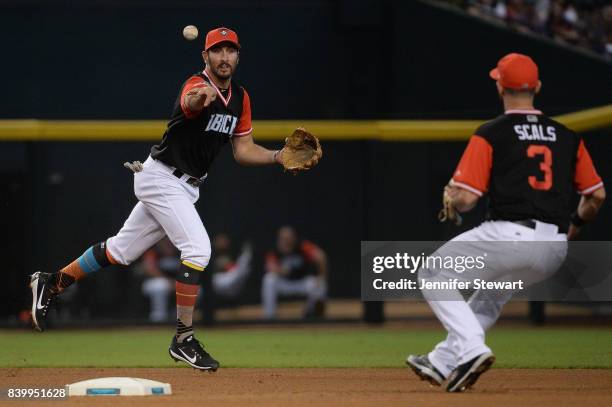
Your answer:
[205,27,240,51]
[489,53,539,90]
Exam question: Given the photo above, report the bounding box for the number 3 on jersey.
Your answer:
[527,145,552,190]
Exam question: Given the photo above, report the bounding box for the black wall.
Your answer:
[1,0,610,120]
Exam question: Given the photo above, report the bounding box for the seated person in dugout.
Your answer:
[138,238,181,322]
[140,235,253,321]
[262,226,328,319]
[210,233,253,300]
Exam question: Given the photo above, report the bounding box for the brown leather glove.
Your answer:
[279,127,323,174]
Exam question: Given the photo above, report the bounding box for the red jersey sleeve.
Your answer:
[233,88,253,137]
[180,76,208,119]
[451,135,493,197]
[300,240,320,263]
[574,139,603,195]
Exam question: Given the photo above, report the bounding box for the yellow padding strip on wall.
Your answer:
[0,105,610,142]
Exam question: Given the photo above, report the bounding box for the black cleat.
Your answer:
[168,335,220,371]
[406,354,445,386]
[29,272,57,332]
[446,352,495,393]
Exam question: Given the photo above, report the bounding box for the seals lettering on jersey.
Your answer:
[513,124,556,142]
[205,113,238,135]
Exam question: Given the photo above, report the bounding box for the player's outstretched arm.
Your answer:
[576,187,606,221]
[568,186,606,239]
[184,85,218,114]
[231,134,283,166]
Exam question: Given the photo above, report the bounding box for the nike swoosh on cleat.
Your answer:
[36,285,46,310]
[179,349,197,364]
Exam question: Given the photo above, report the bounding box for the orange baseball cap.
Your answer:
[489,53,539,90]
[205,27,240,51]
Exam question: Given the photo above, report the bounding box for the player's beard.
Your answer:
[211,62,235,80]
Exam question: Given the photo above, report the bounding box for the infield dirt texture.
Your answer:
[1,326,611,406]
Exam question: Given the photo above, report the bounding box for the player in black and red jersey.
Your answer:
[407,53,606,392]
[262,226,328,319]
[30,27,319,372]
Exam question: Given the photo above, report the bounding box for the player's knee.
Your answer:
[182,248,211,270]
[109,251,132,266]
[180,234,211,270]
[103,239,130,266]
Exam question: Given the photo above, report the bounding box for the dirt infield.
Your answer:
[2,368,611,406]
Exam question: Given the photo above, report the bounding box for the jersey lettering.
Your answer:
[514,124,556,142]
[205,113,238,135]
[527,145,553,190]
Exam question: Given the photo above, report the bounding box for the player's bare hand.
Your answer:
[444,184,460,199]
[186,85,217,110]
[444,178,461,200]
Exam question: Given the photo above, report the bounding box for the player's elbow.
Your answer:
[231,138,255,166]
[454,190,479,212]
[232,146,250,165]
[589,187,606,208]
[233,151,246,165]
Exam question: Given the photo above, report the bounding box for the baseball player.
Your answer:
[262,226,328,319]
[29,27,320,371]
[406,53,605,392]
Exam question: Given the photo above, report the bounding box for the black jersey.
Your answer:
[265,240,320,280]
[151,70,253,178]
[452,109,603,233]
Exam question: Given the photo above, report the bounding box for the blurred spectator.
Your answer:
[211,233,253,299]
[138,234,253,322]
[601,4,612,57]
[139,238,179,322]
[262,226,328,319]
[138,238,181,322]
[449,0,612,58]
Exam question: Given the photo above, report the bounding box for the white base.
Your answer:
[67,377,172,396]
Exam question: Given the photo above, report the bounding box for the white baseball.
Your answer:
[183,25,198,41]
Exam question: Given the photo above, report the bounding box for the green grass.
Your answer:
[1,327,611,368]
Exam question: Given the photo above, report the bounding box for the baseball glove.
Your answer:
[279,127,322,174]
[438,186,463,226]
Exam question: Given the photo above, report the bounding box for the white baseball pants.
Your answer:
[106,156,211,269]
[420,220,567,378]
[262,273,327,318]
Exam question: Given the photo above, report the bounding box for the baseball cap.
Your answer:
[489,53,539,90]
[205,27,240,51]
